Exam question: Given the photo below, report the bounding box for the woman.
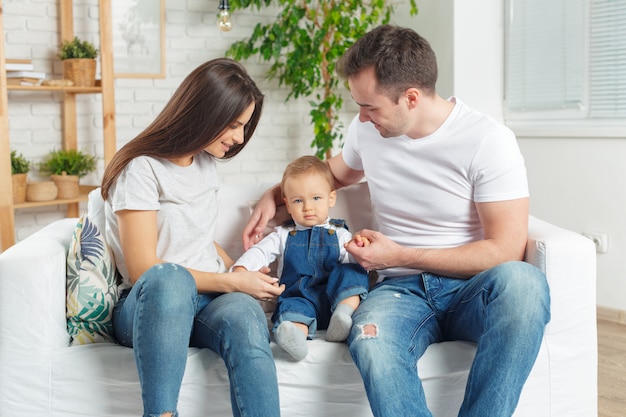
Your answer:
[101,58,284,417]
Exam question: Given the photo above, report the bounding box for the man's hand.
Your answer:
[242,188,279,250]
[344,229,401,271]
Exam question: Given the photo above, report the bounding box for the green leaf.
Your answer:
[58,36,99,60]
[10,149,30,174]
[38,149,97,178]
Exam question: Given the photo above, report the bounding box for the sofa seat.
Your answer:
[0,182,597,417]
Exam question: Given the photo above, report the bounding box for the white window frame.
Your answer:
[504,0,626,138]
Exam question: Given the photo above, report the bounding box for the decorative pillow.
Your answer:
[66,213,119,345]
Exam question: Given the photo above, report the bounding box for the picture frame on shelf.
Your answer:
[112,0,165,78]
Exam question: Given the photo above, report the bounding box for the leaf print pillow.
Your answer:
[66,213,120,345]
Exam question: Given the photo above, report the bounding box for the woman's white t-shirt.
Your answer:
[341,97,529,278]
[105,152,226,289]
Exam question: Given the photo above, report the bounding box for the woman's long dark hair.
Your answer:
[101,58,264,199]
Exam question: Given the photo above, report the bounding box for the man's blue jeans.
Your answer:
[348,261,550,417]
[113,263,280,417]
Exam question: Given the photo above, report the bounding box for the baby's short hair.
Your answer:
[280,155,335,196]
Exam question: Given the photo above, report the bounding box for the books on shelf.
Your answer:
[7,77,43,86]
[5,58,34,71]
[6,70,46,79]
[4,60,45,85]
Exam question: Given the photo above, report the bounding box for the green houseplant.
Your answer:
[11,149,30,175]
[39,149,97,199]
[58,36,99,60]
[226,0,417,159]
[10,149,30,203]
[58,36,99,87]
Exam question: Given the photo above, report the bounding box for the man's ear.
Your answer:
[405,88,420,109]
[328,190,337,208]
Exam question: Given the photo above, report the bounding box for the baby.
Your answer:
[232,156,369,360]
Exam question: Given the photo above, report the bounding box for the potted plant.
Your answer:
[226,0,417,159]
[10,149,30,203]
[58,36,99,87]
[39,149,97,199]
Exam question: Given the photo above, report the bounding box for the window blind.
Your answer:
[505,0,626,121]
[589,0,626,118]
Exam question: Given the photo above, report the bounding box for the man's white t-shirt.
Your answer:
[105,152,226,290]
[341,97,529,278]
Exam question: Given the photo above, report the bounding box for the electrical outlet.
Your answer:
[582,232,609,254]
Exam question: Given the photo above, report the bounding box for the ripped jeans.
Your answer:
[113,263,280,417]
[347,261,550,417]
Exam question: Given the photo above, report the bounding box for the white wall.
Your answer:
[6,0,625,312]
[519,138,626,312]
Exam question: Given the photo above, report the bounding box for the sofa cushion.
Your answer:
[87,188,106,233]
[66,213,119,345]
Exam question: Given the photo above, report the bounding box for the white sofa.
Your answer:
[0,182,597,417]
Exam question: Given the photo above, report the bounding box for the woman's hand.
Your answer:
[230,266,285,301]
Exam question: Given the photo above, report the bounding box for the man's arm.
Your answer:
[242,184,280,250]
[345,197,529,279]
[327,152,365,188]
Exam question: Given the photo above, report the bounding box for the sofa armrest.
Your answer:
[524,215,598,414]
[0,218,78,350]
[525,215,597,330]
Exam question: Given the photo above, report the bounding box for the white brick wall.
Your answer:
[5,0,359,241]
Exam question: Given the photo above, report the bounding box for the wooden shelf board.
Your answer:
[7,84,102,93]
[13,185,98,209]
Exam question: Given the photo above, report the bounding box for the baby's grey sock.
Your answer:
[275,321,308,361]
[326,303,355,342]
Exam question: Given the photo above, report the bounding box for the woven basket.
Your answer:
[12,173,27,204]
[51,173,80,199]
[26,181,58,202]
[62,58,96,87]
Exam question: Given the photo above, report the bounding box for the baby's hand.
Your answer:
[352,234,371,248]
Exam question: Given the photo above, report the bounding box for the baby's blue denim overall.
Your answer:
[272,219,369,338]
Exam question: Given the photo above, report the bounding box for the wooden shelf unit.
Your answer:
[0,0,116,251]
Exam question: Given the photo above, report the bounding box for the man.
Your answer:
[244,25,550,417]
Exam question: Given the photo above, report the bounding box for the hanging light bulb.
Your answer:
[218,0,232,32]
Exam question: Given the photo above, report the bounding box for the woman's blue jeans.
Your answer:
[348,261,550,417]
[113,263,280,417]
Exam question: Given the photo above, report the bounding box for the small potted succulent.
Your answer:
[58,36,99,87]
[39,149,97,199]
[10,149,30,203]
